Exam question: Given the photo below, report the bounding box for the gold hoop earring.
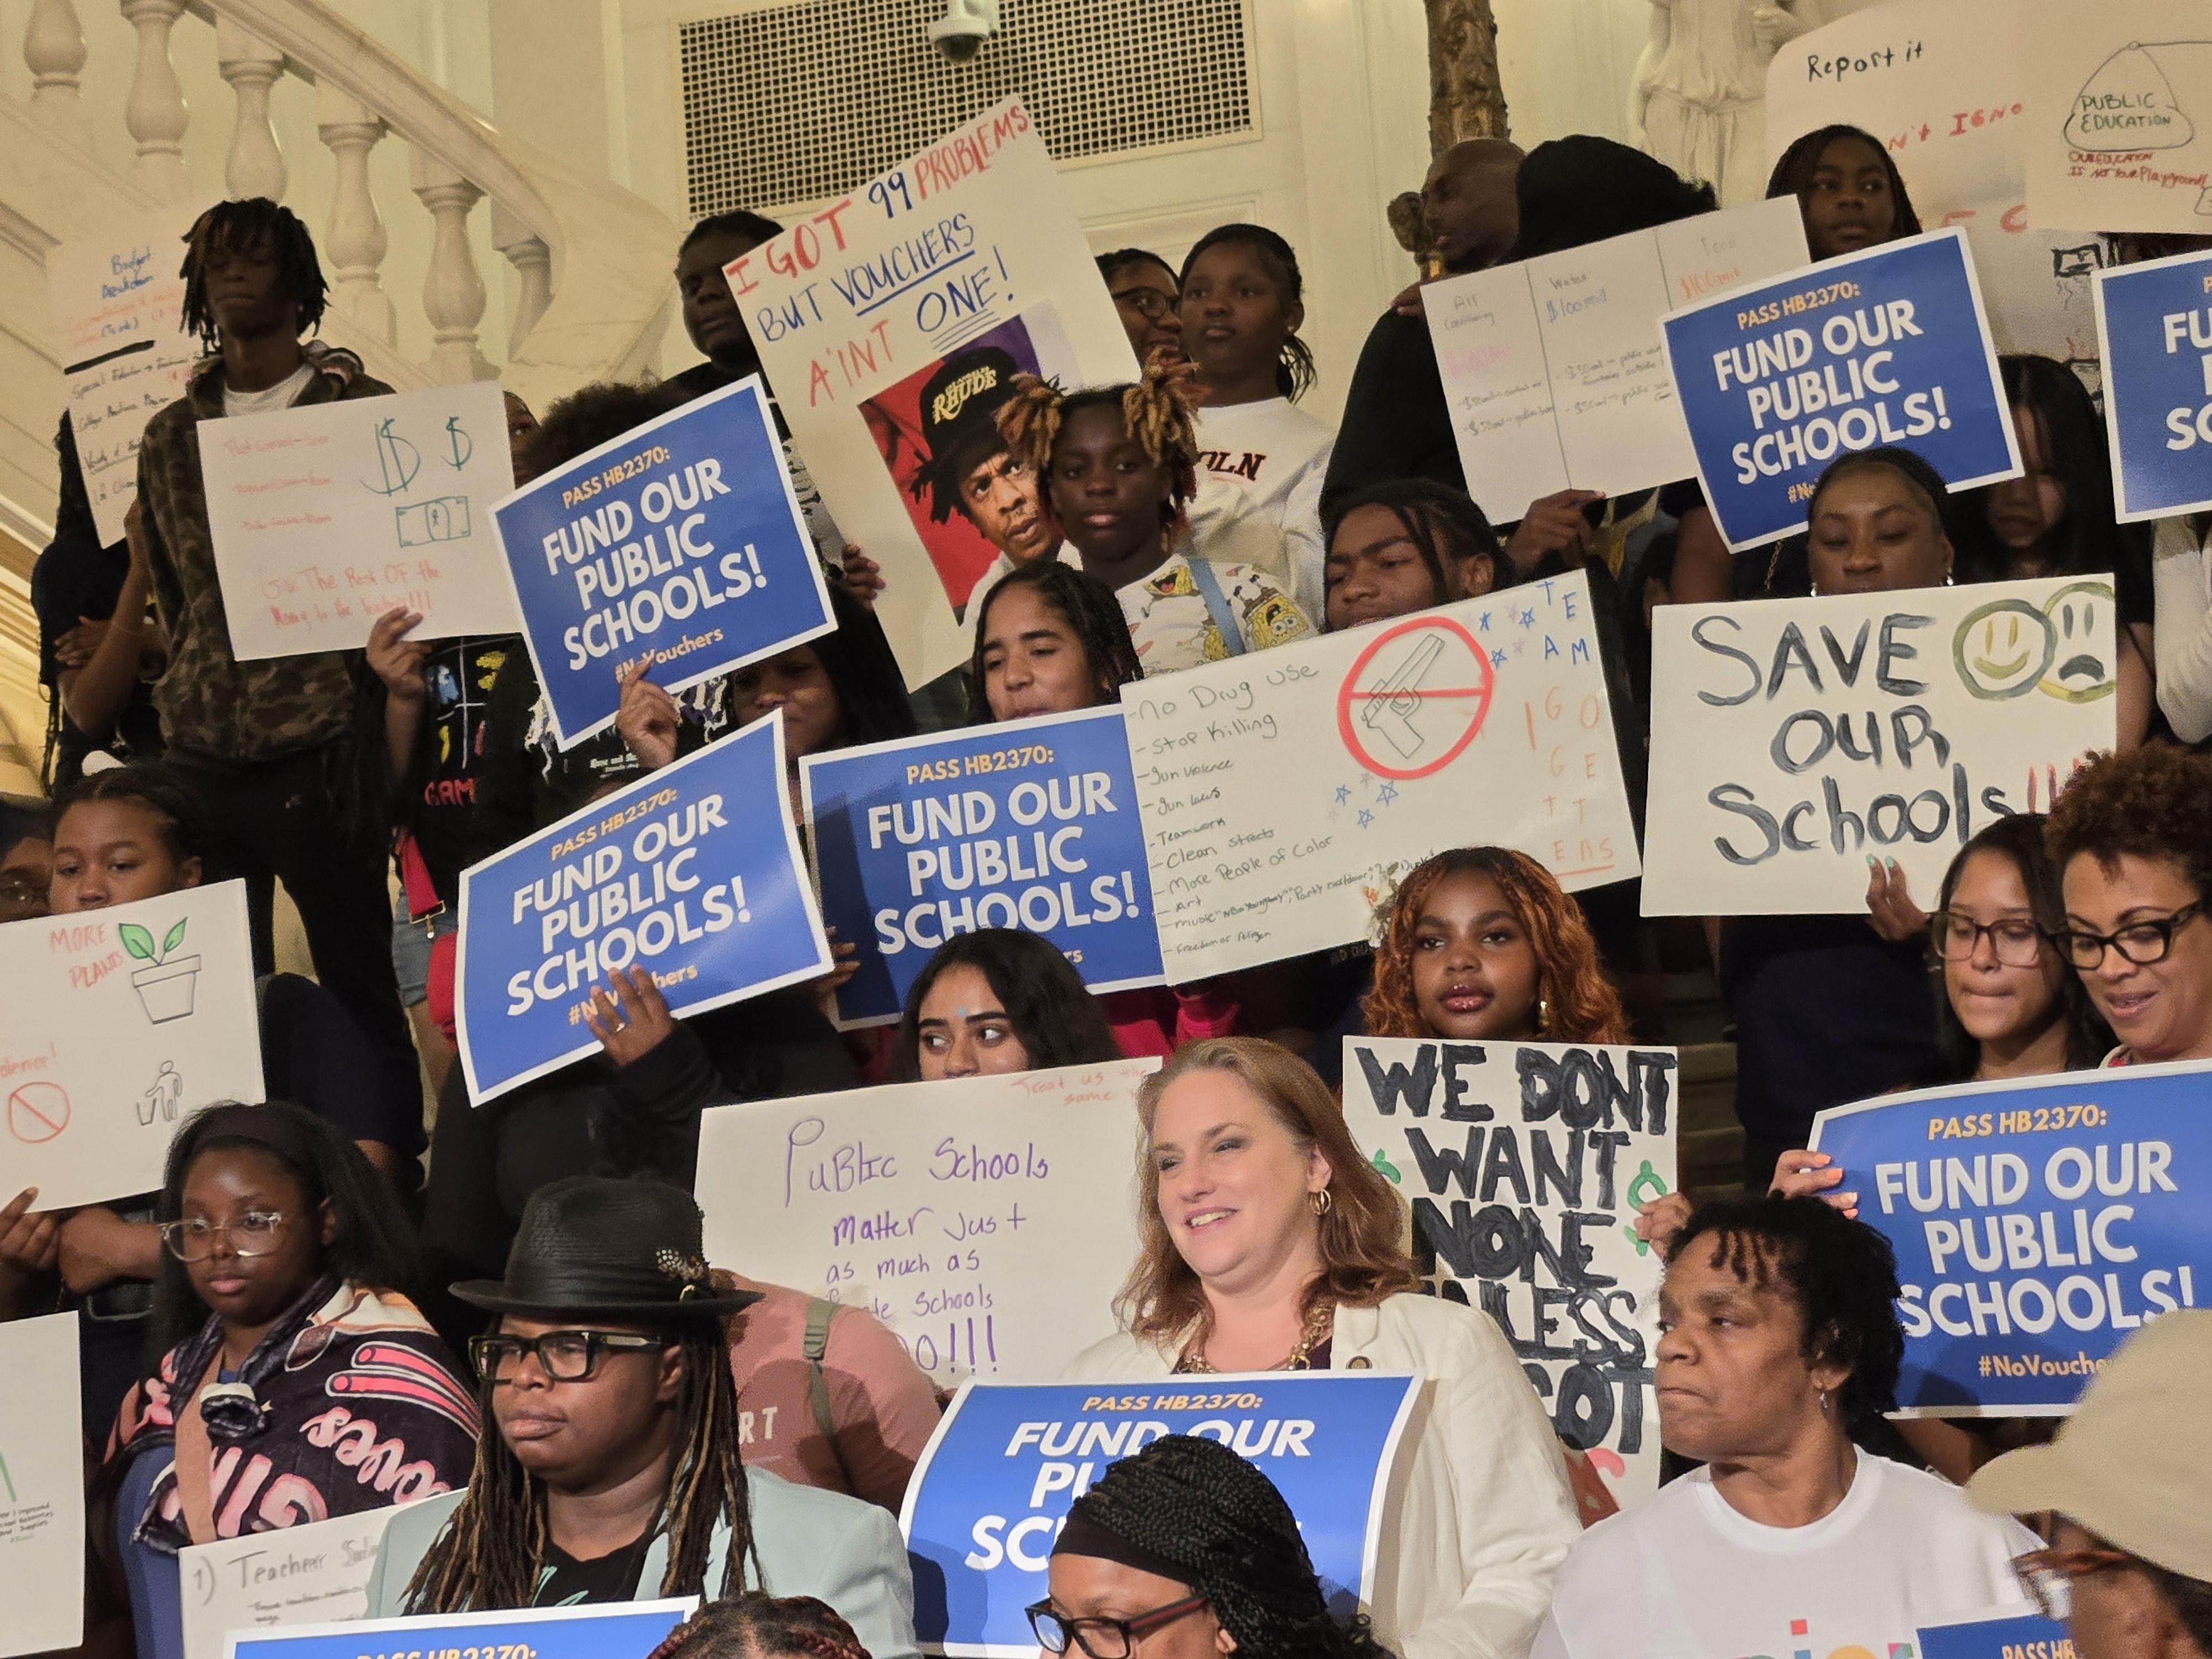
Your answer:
[1310,1187,1333,1217]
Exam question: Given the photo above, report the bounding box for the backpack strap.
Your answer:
[802,1297,850,1486]
[1185,556,1248,658]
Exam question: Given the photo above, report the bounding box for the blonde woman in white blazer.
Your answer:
[1063,1038,1580,1659]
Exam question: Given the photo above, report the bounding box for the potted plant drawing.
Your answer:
[123,916,200,1024]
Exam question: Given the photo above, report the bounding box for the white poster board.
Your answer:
[200,379,521,659]
[0,1312,83,1657]
[1339,1037,1678,1509]
[1426,197,1808,521]
[48,204,203,546]
[0,880,265,1208]
[693,1058,1152,1388]
[2025,1,2212,235]
[181,1505,410,1659]
[1641,578,2120,916]
[1120,572,1639,983]
[740,98,1136,690]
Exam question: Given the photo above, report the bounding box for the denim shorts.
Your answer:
[392,886,459,1007]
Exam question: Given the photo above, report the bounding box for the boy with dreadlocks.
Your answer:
[996,359,1311,676]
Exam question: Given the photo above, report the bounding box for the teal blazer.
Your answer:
[363,1466,919,1659]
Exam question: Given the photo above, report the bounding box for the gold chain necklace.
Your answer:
[1176,1300,1335,1375]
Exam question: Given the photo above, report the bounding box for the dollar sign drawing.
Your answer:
[444,414,473,471]
[364,418,421,495]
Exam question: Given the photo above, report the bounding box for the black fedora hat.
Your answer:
[451,1176,761,1319]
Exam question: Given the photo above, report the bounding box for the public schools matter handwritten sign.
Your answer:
[0,1314,81,1658]
[0,880,263,1211]
[225,1599,696,1659]
[493,376,834,747]
[1119,572,1637,983]
[1811,1061,2212,1415]
[1661,229,2020,549]
[902,1374,1421,1656]
[802,707,1162,1027]
[1340,1037,1678,1506]
[739,98,1136,690]
[2096,247,2212,520]
[1641,577,2118,916]
[455,711,832,1103]
[2023,1,2212,237]
[181,1505,408,1659]
[200,379,520,659]
[693,1060,1152,1389]
[1426,196,1806,522]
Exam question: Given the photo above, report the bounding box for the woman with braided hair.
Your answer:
[1032,1433,1391,1659]
[647,1591,873,1659]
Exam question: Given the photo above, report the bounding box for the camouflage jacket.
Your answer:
[135,345,394,761]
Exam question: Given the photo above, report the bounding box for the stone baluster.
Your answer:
[411,148,494,382]
[24,0,91,143]
[490,201,552,358]
[215,17,286,202]
[121,0,191,200]
[315,85,395,346]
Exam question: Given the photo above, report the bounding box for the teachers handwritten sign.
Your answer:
[181,1505,407,1659]
[0,1314,81,1658]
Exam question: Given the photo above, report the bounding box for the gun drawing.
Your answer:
[1359,633,1446,760]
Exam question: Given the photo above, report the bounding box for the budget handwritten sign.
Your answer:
[740,97,1136,690]
[225,1599,697,1659]
[200,379,520,659]
[48,204,202,546]
[2096,247,2212,520]
[1811,1061,2212,1415]
[2024,2,2212,237]
[492,375,834,747]
[802,707,1162,1027]
[1641,578,2119,915]
[1661,229,2020,549]
[0,1314,82,1658]
[1426,196,1807,522]
[181,1505,408,1659]
[1119,573,1638,983]
[455,710,833,1103]
[1339,1037,1678,1506]
[693,1060,1153,1389]
[0,880,263,1210]
[901,1373,1421,1656]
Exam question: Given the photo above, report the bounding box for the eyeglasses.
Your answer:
[468,1329,667,1384]
[1110,286,1176,320]
[2056,901,2203,971]
[1931,912,2053,968]
[157,1212,289,1262]
[2012,1545,2133,1620]
[1027,1596,1208,1659]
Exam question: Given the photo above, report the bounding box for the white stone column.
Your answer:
[215,15,287,202]
[410,148,494,382]
[315,84,395,346]
[121,0,191,201]
[24,0,91,144]
[489,200,551,359]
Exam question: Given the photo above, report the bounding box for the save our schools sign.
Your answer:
[455,711,833,1102]
[492,375,835,747]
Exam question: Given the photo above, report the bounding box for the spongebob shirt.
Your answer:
[1117,545,1313,676]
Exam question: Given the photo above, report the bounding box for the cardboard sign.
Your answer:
[1812,1061,2212,1415]
[491,375,834,747]
[738,98,1137,690]
[2096,247,2212,520]
[199,379,521,659]
[181,1505,408,1659]
[901,1374,1421,1656]
[2025,2,2212,236]
[1426,197,1807,521]
[0,1314,82,1658]
[455,711,833,1103]
[48,205,202,546]
[0,881,264,1209]
[693,1060,1153,1390]
[1641,578,2119,916]
[225,1599,697,1659]
[1119,573,1638,983]
[1663,229,2020,550]
[802,707,1162,1027]
[1339,1037,1678,1507]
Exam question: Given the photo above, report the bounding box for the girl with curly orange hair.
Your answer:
[1363,846,1630,1045]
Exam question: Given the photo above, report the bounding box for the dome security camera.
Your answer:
[930,0,999,61]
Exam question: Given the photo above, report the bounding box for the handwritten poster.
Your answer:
[181,1505,408,1659]
[2095,246,2212,520]
[740,98,1137,690]
[692,1060,1152,1389]
[200,379,520,659]
[0,1313,81,1658]
[227,1600,697,1659]
[1119,573,1638,983]
[1340,1037,1678,1506]
[47,204,202,545]
[0,880,263,1209]
[2025,1,2212,236]
[1426,197,1807,521]
[1640,578,2120,916]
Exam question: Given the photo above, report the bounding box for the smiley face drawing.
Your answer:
[2037,580,2118,703]
[1953,598,2055,700]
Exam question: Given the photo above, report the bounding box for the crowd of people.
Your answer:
[3,113,2210,1659]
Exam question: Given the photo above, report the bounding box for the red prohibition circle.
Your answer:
[7,1081,70,1144]
[1335,615,1496,780]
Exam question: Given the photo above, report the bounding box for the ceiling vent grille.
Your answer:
[680,0,1254,218]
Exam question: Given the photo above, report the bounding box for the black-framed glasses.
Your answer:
[468,1329,666,1384]
[2056,901,2203,971]
[1110,286,1175,320]
[1931,911,2053,968]
[2012,1545,2133,1620]
[157,1212,289,1262]
[1027,1596,1208,1659]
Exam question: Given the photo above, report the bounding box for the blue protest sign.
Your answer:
[492,375,834,746]
[1916,1611,2071,1659]
[1811,1061,2212,1415]
[2096,248,2212,521]
[900,1374,1420,1656]
[1661,228,2020,549]
[801,708,1164,1027]
[455,711,832,1103]
[225,1598,697,1659]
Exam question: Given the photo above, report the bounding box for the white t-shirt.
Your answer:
[1117,545,1311,676]
[1532,1454,2037,1659]
[1190,398,1335,620]
[221,361,316,419]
